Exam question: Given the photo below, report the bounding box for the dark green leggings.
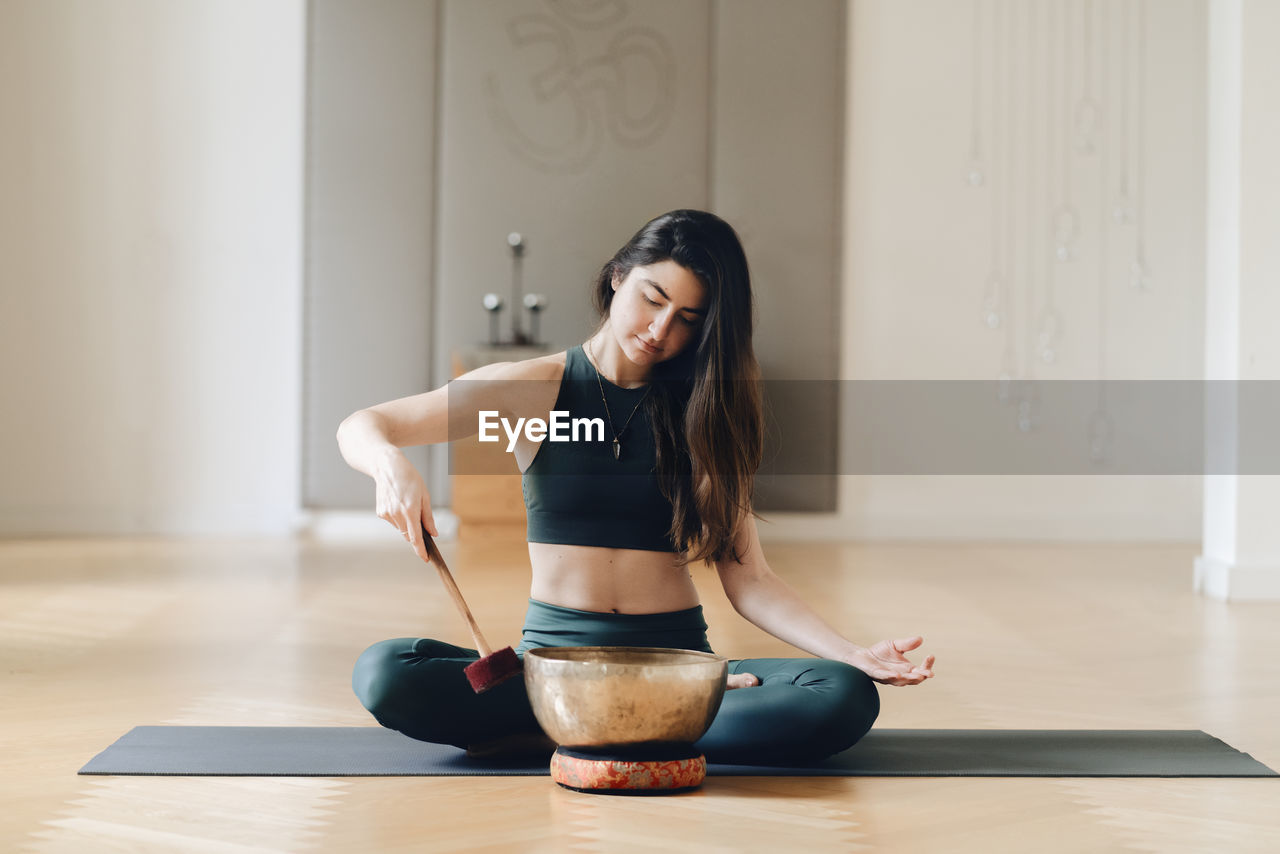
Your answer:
[352,598,879,765]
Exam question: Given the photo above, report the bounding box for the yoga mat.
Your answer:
[78,727,1278,778]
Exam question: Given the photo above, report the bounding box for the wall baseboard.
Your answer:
[1193,555,1280,601]
[300,509,460,543]
[1,505,1198,545]
[0,507,310,538]
[754,512,1199,544]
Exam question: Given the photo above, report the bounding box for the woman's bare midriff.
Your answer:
[527,542,701,615]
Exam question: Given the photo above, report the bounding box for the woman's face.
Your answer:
[610,260,708,364]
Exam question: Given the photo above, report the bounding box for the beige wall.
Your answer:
[306,0,439,508]
[827,0,1207,541]
[310,0,846,514]
[0,0,305,536]
[0,0,1223,541]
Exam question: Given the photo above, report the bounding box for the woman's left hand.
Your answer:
[848,637,936,687]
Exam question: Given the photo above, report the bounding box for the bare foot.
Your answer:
[727,672,759,690]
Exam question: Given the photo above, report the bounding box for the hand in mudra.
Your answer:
[849,637,936,686]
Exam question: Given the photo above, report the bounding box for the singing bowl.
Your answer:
[523,647,729,748]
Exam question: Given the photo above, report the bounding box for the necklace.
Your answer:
[587,338,650,460]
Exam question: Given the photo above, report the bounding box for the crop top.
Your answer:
[521,344,680,552]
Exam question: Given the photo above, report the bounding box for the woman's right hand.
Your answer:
[373,448,438,562]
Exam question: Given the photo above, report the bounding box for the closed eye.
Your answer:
[645,296,700,325]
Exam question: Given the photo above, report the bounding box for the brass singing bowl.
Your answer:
[523,647,729,749]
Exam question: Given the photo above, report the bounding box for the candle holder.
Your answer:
[479,232,548,348]
[482,293,503,347]
[506,232,532,346]
[523,293,548,347]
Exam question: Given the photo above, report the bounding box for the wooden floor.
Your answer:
[3,527,1278,853]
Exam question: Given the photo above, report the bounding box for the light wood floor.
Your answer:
[3,527,1278,853]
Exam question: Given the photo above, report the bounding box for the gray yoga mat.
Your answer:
[78,726,1277,778]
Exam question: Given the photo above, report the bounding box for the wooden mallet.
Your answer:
[419,523,523,693]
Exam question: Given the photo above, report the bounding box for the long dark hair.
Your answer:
[591,209,763,566]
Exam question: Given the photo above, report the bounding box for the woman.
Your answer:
[336,209,935,765]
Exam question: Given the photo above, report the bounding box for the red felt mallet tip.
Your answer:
[464,646,523,693]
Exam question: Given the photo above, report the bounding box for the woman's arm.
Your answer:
[335,357,553,548]
[335,357,554,474]
[714,513,862,662]
[335,409,409,479]
[714,513,935,686]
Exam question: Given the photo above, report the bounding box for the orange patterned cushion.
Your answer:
[550,750,707,793]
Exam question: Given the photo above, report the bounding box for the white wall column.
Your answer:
[1195,0,1280,600]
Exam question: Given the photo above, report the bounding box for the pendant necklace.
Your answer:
[588,339,650,460]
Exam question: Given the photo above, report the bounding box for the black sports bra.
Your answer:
[521,344,680,552]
